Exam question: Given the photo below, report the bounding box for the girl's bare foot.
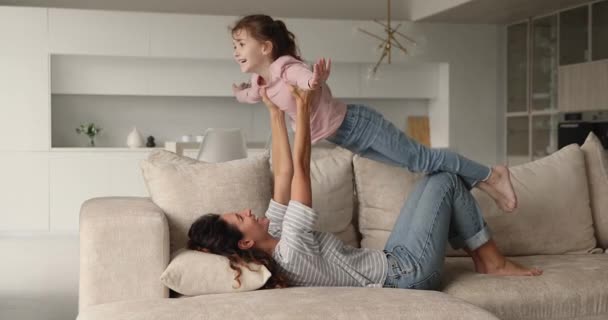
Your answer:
[484,258,543,276]
[477,165,517,212]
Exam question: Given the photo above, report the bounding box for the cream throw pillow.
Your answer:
[354,144,598,255]
[141,150,272,253]
[581,132,608,249]
[160,249,271,296]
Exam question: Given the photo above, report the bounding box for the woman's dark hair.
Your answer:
[231,14,302,61]
[187,213,289,289]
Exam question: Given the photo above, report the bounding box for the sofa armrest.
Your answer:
[79,197,170,311]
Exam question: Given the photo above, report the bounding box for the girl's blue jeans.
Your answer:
[327,104,492,188]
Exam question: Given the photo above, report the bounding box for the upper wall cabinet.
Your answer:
[0,7,50,151]
[559,59,608,111]
[560,5,590,65]
[507,22,528,113]
[593,1,608,61]
[532,15,558,112]
[149,14,234,59]
[49,9,151,56]
[557,1,608,112]
[359,64,438,99]
[51,54,437,99]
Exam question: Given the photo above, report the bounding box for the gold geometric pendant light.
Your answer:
[357,0,418,75]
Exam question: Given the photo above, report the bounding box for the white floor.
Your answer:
[0,233,79,320]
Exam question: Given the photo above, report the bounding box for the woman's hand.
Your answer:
[308,58,331,90]
[232,82,250,95]
[288,85,315,111]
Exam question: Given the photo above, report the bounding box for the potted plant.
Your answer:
[76,123,102,147]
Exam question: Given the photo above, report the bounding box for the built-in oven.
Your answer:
[558,121,608,149]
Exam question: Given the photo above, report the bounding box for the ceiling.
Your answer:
[0,0,412,20]
[0,0,600,24]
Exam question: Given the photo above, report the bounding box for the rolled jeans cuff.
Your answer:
[449,225,492,251]
[469,167,492,188]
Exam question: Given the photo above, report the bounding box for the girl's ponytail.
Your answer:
[232,15,302,61]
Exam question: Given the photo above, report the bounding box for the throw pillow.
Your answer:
[160,249,271,296]
[141,150,272,253]
[581,132,608,249]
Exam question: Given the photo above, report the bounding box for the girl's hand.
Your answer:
[260,87,280,113]
[308,58,331,89]
[232,82,251,94]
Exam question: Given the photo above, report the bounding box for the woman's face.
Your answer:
[221,208,270,247]
[232,28,271,73]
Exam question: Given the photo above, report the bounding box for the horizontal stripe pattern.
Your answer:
[266,200,387,287]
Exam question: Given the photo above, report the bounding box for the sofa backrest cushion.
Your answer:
[302,146,359,247]
[354,144,598,255]
[581,132,608,249]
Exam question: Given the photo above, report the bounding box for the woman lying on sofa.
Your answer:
[187,85,543,290]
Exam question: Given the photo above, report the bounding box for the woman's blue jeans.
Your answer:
[327,104,492,290]
[327,104,492,188]
[382,172,491,290]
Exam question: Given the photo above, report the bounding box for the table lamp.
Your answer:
[196,128,247,162]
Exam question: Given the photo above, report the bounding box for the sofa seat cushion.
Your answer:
[442,254,608,320]
[78,287,499,320]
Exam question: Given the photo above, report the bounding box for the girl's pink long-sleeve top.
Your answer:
[235,55,347,144]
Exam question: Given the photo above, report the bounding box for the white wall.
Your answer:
[0,6,505,320]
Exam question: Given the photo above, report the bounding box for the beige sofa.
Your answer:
[77,133,608,320]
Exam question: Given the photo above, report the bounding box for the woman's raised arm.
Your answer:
[260,88,293,205]
[289,86,315,207]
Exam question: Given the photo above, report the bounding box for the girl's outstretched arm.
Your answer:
[281,58,331,90]
[260,88,293,205]
[289,86,315,207]
[233,76,262,103]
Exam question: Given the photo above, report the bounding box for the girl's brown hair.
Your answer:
[231,14,302,61]
[187,213,289,289]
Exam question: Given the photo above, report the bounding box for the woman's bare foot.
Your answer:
[465,248,486,274]
[484,258,543,276]
[477,165,517,212]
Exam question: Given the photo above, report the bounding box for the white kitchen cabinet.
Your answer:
[559,5,590,66]
[51,55,149,95]
[49,9,151,56]
[49,152,149,231]
[0,152,49,231]
[147,59,246,96]
[559,59,608,112]
[149,13,234,59]
[359,63,438,99]
[592,1,608,61]
[0,6,49,151]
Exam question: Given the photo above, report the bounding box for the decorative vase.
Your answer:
[88,135,96,147]
[146,136,156,148]
[126,127,144,148]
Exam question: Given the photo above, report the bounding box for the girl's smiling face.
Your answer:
[232,28,272,74]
